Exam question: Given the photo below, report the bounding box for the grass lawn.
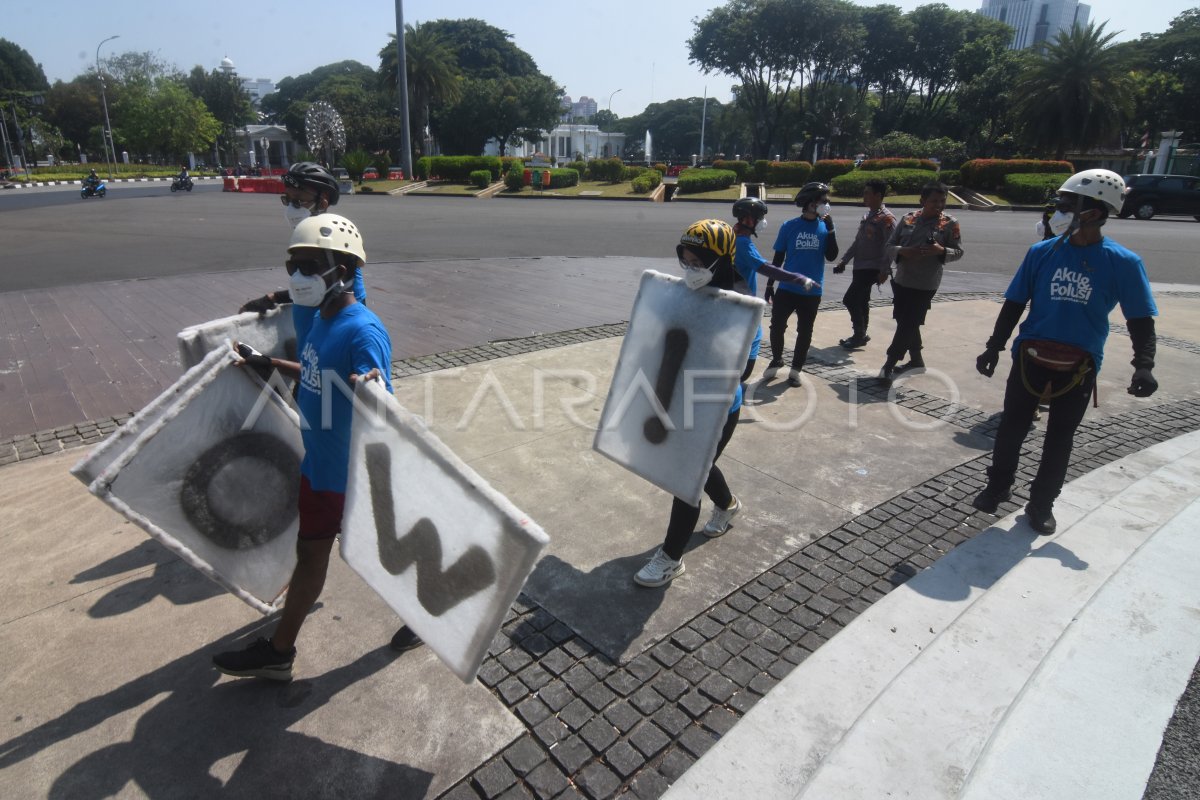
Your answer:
[496,180,655,199]
[672,185,742,201]
[403,181,485,196]
[354,179,418,193]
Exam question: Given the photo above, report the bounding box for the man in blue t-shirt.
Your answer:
[730,197,817,383]
[972,169,1159,535]
[764,182,839,387]
[213,214,420,682]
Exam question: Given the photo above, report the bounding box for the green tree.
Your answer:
[43,77,105,156]
[185,66,255,166]
[953,47,1027,156]
[619,97,726,161]
[689,0,809,159]
[378,23,463,162]
[591,109,618,131]
[1012,22,1133,160]
[116,78,221,162]
[850,5,913,134]
[415,19,537,80]
[0,38,49,91]
[433,74,562,156]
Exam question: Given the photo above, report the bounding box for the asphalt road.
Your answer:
[1,183,1197,293]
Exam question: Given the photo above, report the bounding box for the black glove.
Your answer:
[764,282,775,304]
[833,262,846,274]
[976,348,1001,377]
[235,342,274,382]
[239,290,291,314]
[822,215,834,232]
[1128,367,1158,397]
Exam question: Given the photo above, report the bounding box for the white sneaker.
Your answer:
[788,368,802,387]
[703,495,741,537]
[634,548,685,587]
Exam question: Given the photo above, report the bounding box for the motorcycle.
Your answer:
[80,181,107,199]
[171,175,194,192]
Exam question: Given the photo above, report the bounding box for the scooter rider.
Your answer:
[972,169,1158,535]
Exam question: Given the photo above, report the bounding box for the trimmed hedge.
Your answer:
[429,155,504,181]
[589,157,625,183]
[504,164,523,191]
[811,159,856,183]
[712,159,751,180]
[565,160,587,178]
[547,168,580,189]
[752,159,771,182]
[500,156,523,175]
[630,170,662,193]
[764,160,813,186]
[677,168,738,194]
[469,170,491,189]
[959,159,1074,190]
[938,169,961,186]
[831,168,948,197]
[1001,173,1072,204]
[652,163,668,175]
[859,157,938,172]
[415,156,432,180]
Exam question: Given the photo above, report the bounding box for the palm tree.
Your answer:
[1012,22,1133,161]
[378,23,462,160]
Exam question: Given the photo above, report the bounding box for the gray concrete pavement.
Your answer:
[1,267,1198,798]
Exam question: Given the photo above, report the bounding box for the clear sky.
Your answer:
[5,0,1193,118]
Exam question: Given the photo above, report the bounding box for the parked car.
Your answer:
[333,167,350,180]
[388,166,405,180]
[362,167,379,180]
[1119,173,1200,221]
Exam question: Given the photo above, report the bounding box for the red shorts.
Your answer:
[297,475,345,540]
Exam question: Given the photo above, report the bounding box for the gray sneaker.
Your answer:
[703,496,742,537]
[634,548,685,587]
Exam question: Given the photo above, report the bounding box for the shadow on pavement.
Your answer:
[0,619,431,800]
[524,549,670,663]
[72,541,225,618]
[897,525,1088,603]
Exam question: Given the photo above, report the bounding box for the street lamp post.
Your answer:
[95,35,119,179]
[604,89,621,159]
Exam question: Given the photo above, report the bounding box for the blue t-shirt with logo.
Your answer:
[296,302,393,492]
[772,216,830,296]
[1006,237,1156,372]
[733,232,765,360]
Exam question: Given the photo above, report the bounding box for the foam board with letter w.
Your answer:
[341,379,550,683]
[72,347,303,613]
[593,270,763,505]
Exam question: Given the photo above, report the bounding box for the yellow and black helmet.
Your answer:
[678,219,735,264]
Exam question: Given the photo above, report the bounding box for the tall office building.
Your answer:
[979,0,1091,50]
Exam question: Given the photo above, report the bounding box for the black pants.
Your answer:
[769,291,821,370]
[885,280,936,364]
[841,270,877,334]
[662,409,739,560]
[986,356,1095,508]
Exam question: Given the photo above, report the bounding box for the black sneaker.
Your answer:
[972,487,1012,514]
[839,334,870,349]
[893,359,926,374]
[390,626,424,653]
[212,637,295,681]
[877,364,895,384]
[1025,503,1057,535]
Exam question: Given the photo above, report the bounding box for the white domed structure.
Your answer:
[219,56,235,74]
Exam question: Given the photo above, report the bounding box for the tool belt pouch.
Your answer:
[1022,340,1088,371]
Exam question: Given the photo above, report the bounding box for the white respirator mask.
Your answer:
[289,265,340,307]
[682,265,715,290]
[1046,210,1073,236]
[755,218,769,234]
[815,202,832,218]
[284,204,313,228]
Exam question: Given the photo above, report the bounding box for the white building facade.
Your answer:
[484,124,627,164]
[979,0,1091,50]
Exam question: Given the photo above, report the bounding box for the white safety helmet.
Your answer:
[1057,169,1125,214]
[287,214,366,266]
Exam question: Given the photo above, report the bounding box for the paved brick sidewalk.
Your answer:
[7,290,1198,799]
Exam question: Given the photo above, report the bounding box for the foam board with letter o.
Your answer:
[72,347,303,612]
[340,379,550,683]
[593,270,764,505]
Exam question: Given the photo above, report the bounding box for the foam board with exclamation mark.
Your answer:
[593,270,764,505]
